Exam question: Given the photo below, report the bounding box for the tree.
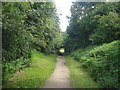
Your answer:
[2,2,62,82]
[64,2,120,53]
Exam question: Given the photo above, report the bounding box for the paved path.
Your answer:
[43,56,71,88]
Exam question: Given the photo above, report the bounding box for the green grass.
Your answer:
[65,56,100,88]
[3,50,57,88]
[70,40,119,88]
[30,49,44,63]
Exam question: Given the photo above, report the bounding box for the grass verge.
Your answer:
[3,50,57,88]
[69,40,119,88]
[65,56,100,88]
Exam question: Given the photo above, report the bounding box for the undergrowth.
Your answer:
[3,50,57,88]
[70,40,120,88]
[65,56,100,88]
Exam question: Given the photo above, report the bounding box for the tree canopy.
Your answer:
[64,2,120,53]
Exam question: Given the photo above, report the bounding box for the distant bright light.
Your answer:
[59,48,65,53]
[54,0,73,32]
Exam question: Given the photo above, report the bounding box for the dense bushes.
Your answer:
[3,50,57,88]
[71,46,96,61]
[65,2,120,88]
[2,2,62,83]
[2,57,29,83]
[70,40,120,88]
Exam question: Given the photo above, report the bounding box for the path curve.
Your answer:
[43,56,71,88]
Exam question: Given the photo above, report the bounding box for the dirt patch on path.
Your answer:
[43,56,71,88]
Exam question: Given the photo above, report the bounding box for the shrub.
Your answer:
[71,40,120,88]
[70,46,96,61]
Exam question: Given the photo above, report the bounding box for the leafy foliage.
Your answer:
[2,2,62,83]
[65,56,100,88]
[64,2,120,52]
[70,40,120,88]
[65,2,120,88]
[3,50,57,88]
